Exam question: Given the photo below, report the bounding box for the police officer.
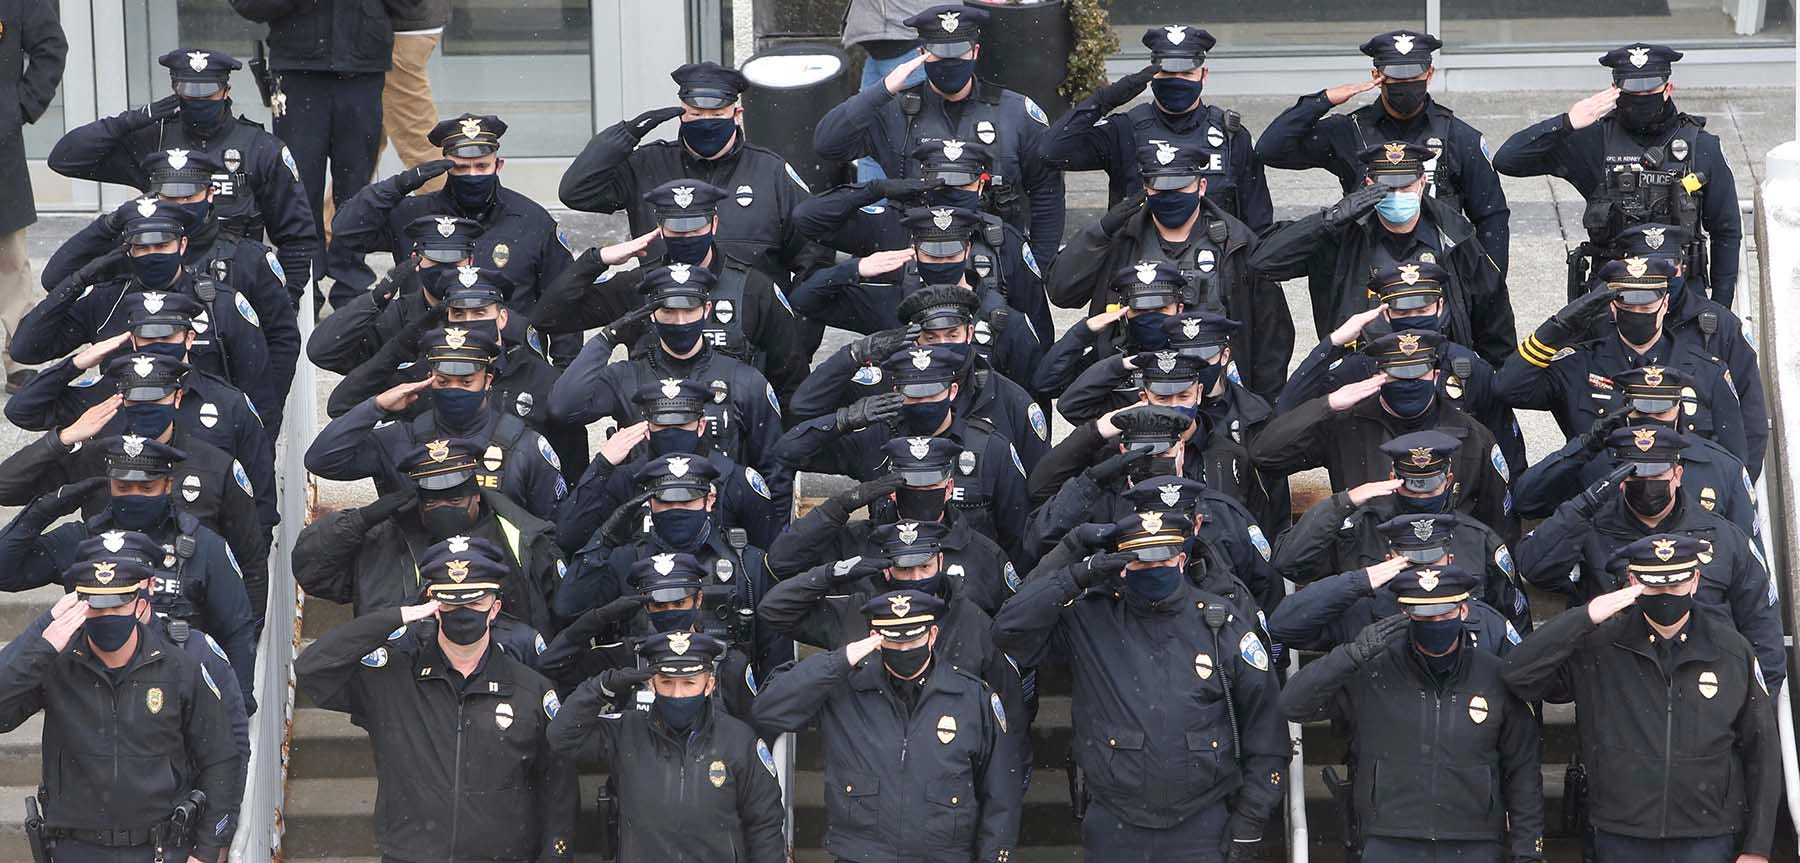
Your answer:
[537,554,761,718]
[766,436,1015,613]
[305,214,487,374]
[15,201,271,409]
[1252,331,1512,534]
[1281,569,1544,863]
[548,263,786,478]
[555,453,787,676]
[790,139,1054,341]
[555,379,785,555]
[292,440,563,637]
[1042,25,1272,229]
[1251,141,1516,365]
[559,61,820,288]
[1047,144,1291,402]
[534,180,806,403]
[994,514,1285,861]
[294,543,578,863]
[0,437,258,698]
[41,149,300,435]
[46,48,318,302]
[329,113,573,314]
[0,550,241,863]
[1276,261,1527,479]
[1512,366,1756,535]
[1271,430,1525,626]
[1502,536,1778,863]
[753,589,1022,863]
[1512,424,1785,694]
[546,630,786,863]
[774,345,1029,559]
[789,283,1047,470]
[1500,255,1761,475]
[814,3,1065,264]
[1259,30,1510,273]
[306,325,566,519]
[1040,260,1200,405]
[1493,44,1742,307]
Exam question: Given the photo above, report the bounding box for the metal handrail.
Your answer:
[1284,577,1309,863]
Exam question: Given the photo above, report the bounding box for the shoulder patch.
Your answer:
[244,394,261,424]
[1494,545,1515,577]
[746,467,772,499]
[1004,561,1021,592]
[859,204,887,215]
[543,688,561,719]
[224,543,242,577]
[234,292,260,327]
[556,559,568,580]
[360,646,389,668]
[592,269,615,285]
[1490,444,1509,481]
[1238,630,1270,671]
[785,163,810,192]
[232,460,253,496]
[537,436,561,471]
[388,625,408,641]
[767,382,781,414]
[264,251,284,281]
[990,691,1008,733]
[1021,244,1041,278]
[201,664,221,699]
[205,633,228,661]
[745,662,759,695]
[1506,620,1522,645]
[1754,657,1769,695]
[1479,136,1493,163]
[1010,443,1025,477]
[757,738,778,777]
[1025,97,1049,126]
[1247,524,1272,561]
[1027,403,1048,441]
[852,365,883,386]
[281,146,300,182]
[774,286,794,315]
[535,632,548,655]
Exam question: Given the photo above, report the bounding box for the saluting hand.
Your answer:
[58,394,122,447]
[1586,583,1645,625]
[1324,78,1380,106]
[1346,477,1404,506]
[1363,555,1411,591]
[401,600,442,624]
[885,53,929,95]
[1326,373,1389,412]
[1329,304,1387,347]
[72,332,135,372]
[1567,87,1620,130]
[42,597,90,652]
[1085,307,1128,334]
[375,378,433,414]
[847,633,885,665]
[598,421,650,466]
[599,229,662,267]
[857,249,915,278]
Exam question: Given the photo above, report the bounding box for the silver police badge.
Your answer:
[959,450,977,475]
[181,474,200,502]
[223,149,241,172]
[653,553,675,575]
[1628,46,1650,68]
[976,120,996,145]
[931,208,955,231]
[735,185,754,207]
[515,392,533,417]
[1196,249,1216,273]
[122,434,145,457]
[942,139,965,161]
[1414,520,1434,541]
[1670,138,1689,161]
[144,291,168,314]
[1135,261,1159,284]
[136,197,158,218]
[1156,351,1177,372]
[1181,318,1201,339]
[1154,141,1177,165]
[897,522,920,544]
[715,559,734,582]
[447,535,471,553]
[909,437,932,459]
[483,445,504,472]
[435,216,457,238]
[1206,126,1225,148]
[131,355,156,378]
[166,149,190,170]
[661,379,683,399]
[670,263,695,284]
[458,266,480,288]
[714,299,735,324]
[495,702,514,730]
[200,402,219,428]
[672,186,695,208]
[102,531,126,553]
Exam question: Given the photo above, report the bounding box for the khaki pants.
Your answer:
[0,228,37,376]
[380,32,445,195]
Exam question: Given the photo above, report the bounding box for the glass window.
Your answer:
[1443,0,1794,46]
[1107,0,1426,52]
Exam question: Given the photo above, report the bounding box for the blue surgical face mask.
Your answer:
[85,611,139,652]
[1381,377,1435,417]
[926,187,982,211]
[1124,564,1182,601]
[135,341,188,363]
[915,258,966,285]
[648,607,699,633]
[129,251,183,288]
[110,492,170,531]
[448,172,499,214]
[898,398,952,435]
[1127,312,1172,349]
[648,427,701,456]
[924,57,975,93]
[1376,190,1421,225]
[1147,189,1201,229]
[178,97,230,136]
[121,401,177,437]
[663,231,714,266]
[1150,76,1204,113]
[431,386,487,430]
[679,117,738,158]
[655,318,706,355]
[654,691,707,731]
[651,507,710,550]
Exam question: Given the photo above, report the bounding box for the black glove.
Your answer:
[1085,444,1155,484]
[356,488,418,527]
[1222,813,1264,862]
[1349,613,1409,666]
[1536,286,1615,349]
[867,177,941,203]
[25,477,107,524]
[133,95,182,126]
[600,303,659,344]
[1069,522,1114,552]
[833,392,904,434]
[573,596,648,644]
[849,327,911,365]
[395,159,455,194]
[392,303,445,356]
[1578,410,1632,454]
[1100,189,1147,235]
[1322,186,1388,231]
[832,474,906,512]
[372,257,422,310]
[628,106,684,138]
[596,666,655,695]
[1097,64,1157,109]
[76,250,128,286]
[1576,462,1636,517]
[1076,551,1135,588]
[824,555,892,587]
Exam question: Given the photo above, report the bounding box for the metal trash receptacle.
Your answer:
[742,45,855,192]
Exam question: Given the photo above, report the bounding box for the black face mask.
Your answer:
[651,507,710,551]
[1388,312,1441,333]
[649,427,701,456]
[135,341,189,363]
[886,572,944,598]
[121,401,178,437]
[927,187,982,211]
[679,118,738,158]
[1616,92,1668,132]
[654,692,707,731]
[924,57,975,94]
[179,96,231,137]
[1126,454,1179,487]
[438,607,490,645]
[648,608,699,632]
[883,642,932,680]
[1147,189,1201,229]
[898,399,952,435]
[129,251,183,287]
[1395,487,1451,514]
[895,485,948,521]
[86,612,139,652]
[1382,80,1429,118]
[449,172,499,214]
[656,319,706,355]
[915,258,966,285]
[1615,307,1661,345]
[1624,477,1673,517]
[1639,591,1693,627]
[431,387,487,431]
[111,492,171,531]
[459,317,501,346]
[1411,616,1462,655]
[663,231,714,266]
[420,500,477,538]
[418,265,460,299]
[1150,76,1203,114]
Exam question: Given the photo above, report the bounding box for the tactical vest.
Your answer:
[409,410,530,493]
[1128,216,1228,312]
[1597,116,1704,235]
[945,418,1003,542]
[1348,103,1463,214]
[490,355,545,432]
[699,261,758,368]
[156,119,267,237]
[186,274,238,385]
[1126,102,1244,220]
[900,85,1029,234]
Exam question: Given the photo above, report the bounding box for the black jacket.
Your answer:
[0,0,65,236]
[230,0,394,74]
[1281,636,1542,857]
[764,499,1015,614]
[1502,605,1778,855]
[548,686,786,863]
[296,607,578,863]
[1267,568,1519,656]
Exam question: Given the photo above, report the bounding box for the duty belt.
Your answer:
[51,826,157,847]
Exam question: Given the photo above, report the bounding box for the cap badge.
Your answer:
[1653,538,1677,561]
[672,186,696,208]
[459,117,484,139]
[942,139,965,161]
[909,437,932,459]
[1140,512,1164,533]
[1629,46,1650,68]
[668,263,692,284]
[669,631,692,655]
[1154,140,1177,165]
[457,266,479,288]
[122,435,146,458]
[1397,332,1422,355]
[1417,569,1440,591]
[446,560,470,583]
[1410,446,1434,467]
[166,149,190,171]
[141,292,166,314]
[1468,694,1489,724]
[435,216,457,238]
[1626,257,1649,278]
[1633,427,1658,452]
[1642,366,1665,386]
[1159,484,1182,507]
[1164,25,1188,44]
[653,554,675,576]
[660,379,684,399]
[92,561,118,584]
[936,714,957,744]
[938,10,960,32]
[897,522,920,544]
[889,594,913,617]
[667,456,691,477]
[131,355,156,378]
[102,531,126,553]
[1384,142,1408,164]
[910,348,933,370]
[1181,318,1201,339]
[1135,261,1159,285]
[1398,263,1421,285]
[426,439,450,462]
[1643,226,1666,249]
[1393,34,1415,55]
[1413,519,1435,541]
[931,207,955,231]
[1156,351,1177,373]
[444,327,468,349]
[447,536,470,553]
[187,51,209,71]
[136,198,159,218]
[494,702,513,730]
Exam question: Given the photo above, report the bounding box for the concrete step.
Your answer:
[0,586,66,636]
